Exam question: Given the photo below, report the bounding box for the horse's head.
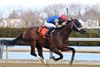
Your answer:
[71,18,86,34]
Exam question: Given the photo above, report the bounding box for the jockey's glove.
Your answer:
[54,19,59,26]
[62,21,67,26]
[56,25,62,28]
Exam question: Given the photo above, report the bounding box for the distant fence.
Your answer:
[69,38,100,42]
[0,44,3,59]
[0,38,100,63]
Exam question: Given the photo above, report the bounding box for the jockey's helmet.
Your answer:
[60,14,68,21]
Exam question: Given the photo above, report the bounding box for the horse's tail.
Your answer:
[0,40,12,46]
[7,33,27,46]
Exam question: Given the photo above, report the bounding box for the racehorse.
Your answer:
[8,18,86,65]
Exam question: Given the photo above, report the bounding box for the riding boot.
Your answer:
[45,27,54,37]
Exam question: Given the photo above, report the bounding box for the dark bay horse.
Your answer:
[8,18,86,65]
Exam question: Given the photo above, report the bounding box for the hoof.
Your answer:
[69,61,73,65]
[51,56,58,61]
[50,56,55,59]
[31,52,37,57]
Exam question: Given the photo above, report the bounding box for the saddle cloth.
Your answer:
[38,26,48,38]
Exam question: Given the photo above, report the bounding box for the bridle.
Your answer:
[71,18,83,31]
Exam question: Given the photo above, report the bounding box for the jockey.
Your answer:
[44,14,68,37]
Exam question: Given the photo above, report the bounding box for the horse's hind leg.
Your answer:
[30,41,37,57]
[36,44,44,59]
[36,44,48,65]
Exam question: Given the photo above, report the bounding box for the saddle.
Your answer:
[38,26,49,38]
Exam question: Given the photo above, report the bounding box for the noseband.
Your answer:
[71,19,83,31]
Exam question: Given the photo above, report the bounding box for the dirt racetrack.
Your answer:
[0,59,100,67]
[0,63,100,67]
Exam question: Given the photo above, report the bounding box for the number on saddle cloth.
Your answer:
[38,26,48,38]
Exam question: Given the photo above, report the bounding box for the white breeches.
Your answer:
[44,21,56,28]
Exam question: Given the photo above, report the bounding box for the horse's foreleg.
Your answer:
[68,47,75,65]
[51,48,63,61]
[62,47,75,65]
[49,50,55,59]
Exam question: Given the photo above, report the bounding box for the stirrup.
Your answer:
[45,33,50,37]
[46,36,49,40]
[46,34,50,40]
[46,34,49,37]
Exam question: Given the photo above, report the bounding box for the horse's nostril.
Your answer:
[80,29,86,34]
